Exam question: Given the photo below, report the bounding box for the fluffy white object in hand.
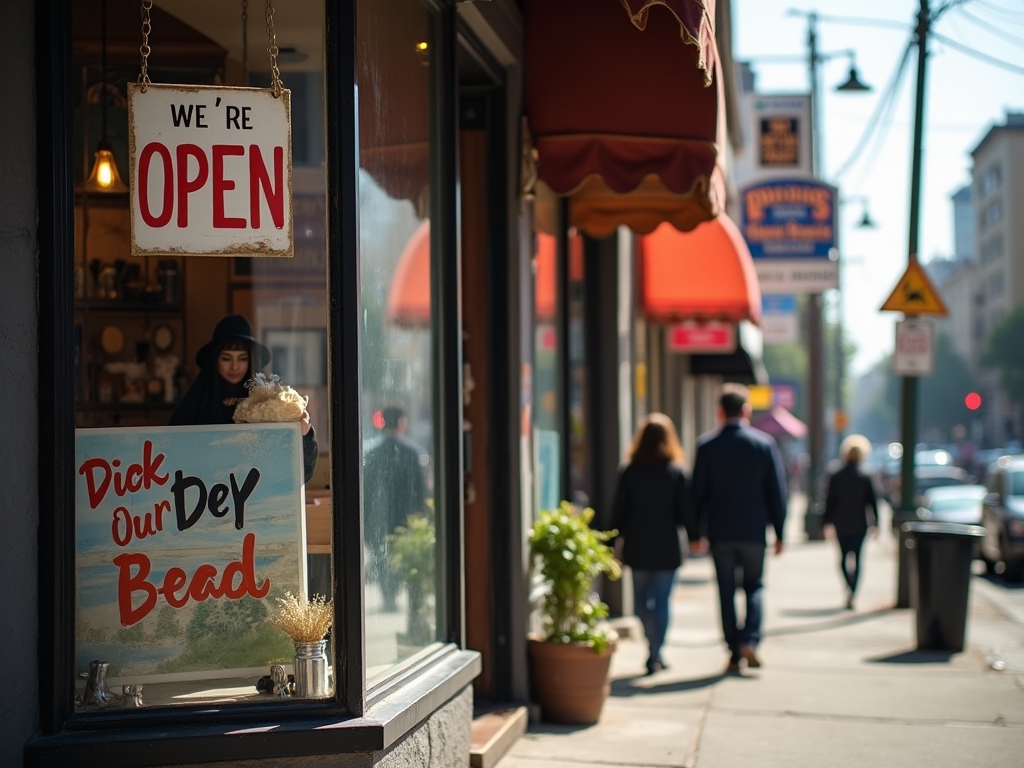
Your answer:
[233,373,308,424]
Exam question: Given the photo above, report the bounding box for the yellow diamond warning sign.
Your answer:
[880,260,948,316]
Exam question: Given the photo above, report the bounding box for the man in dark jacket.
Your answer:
[692,384,788,673]
[364,404,429,611]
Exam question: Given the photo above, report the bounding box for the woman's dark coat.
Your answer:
[611,461,694,570]
[823,462,879,537]
[170,361,319,484]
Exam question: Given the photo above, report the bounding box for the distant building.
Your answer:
[952,185,974,262]
[969,111,1024,444]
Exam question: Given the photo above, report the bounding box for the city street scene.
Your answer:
[3,0,1024,767]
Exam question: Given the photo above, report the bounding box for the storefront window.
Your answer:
[357,0,443,684]
[72,0,333,709]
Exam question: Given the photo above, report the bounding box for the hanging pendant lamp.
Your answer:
[85,0,127,194]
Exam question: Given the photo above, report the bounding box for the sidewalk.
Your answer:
[495,495,1024,767]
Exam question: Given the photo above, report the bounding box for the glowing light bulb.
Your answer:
[85,143,127,194]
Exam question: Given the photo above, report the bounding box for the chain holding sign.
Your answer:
[129,0,293,258]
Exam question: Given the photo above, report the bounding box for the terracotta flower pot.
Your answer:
[527,637,616,725]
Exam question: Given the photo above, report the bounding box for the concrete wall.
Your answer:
[0,2,39,767]
[168,687,472,768]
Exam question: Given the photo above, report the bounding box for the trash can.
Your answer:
[902,522,986,652]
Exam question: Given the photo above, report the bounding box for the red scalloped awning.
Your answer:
[639,215,761,324]
[526,0,723,236]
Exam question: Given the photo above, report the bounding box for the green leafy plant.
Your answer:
[529,501,621,652]
[388,513,436,645]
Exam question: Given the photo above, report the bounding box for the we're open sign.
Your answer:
[129,84,293,258]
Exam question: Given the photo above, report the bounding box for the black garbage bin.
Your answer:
[902,522,986,652]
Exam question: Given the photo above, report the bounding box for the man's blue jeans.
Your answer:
[631,569,677,670]
[710,542,765,660]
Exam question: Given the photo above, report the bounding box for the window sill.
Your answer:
[26,647,481,768]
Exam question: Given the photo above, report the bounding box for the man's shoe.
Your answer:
[739,644,761,669]
[846,593,855,610]
[726,660,741,674]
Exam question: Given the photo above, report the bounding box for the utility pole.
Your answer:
[896,0,931,608]
[805,12,826,537]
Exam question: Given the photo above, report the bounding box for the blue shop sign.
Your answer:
[740,179,837,259]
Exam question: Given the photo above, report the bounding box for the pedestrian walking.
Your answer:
[691,384,788,674]
[611,413,694,676]
[823,434,879,610]
[363,403,429,612]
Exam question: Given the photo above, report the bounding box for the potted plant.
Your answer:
[387,513,436,647]
[528,501,621,724]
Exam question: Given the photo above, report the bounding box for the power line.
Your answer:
[974,0,1024,25]
[931,32,1024,75]
[833,40,914,180]
[957,8,1024,46]
[814,13,911,31]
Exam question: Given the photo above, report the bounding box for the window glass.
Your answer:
[356,0,443,684]
[1009,472,1024,497]
[533,232,560,517]
[72,0,332,710]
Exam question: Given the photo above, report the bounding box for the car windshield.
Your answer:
[1010,472,1024,497]
[917,477,962,493]
[927,498,979,514]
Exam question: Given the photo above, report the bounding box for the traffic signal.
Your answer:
[965,392,982,411]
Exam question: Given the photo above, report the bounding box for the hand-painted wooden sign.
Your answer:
[74,423,305,685]
[128,83,293,258]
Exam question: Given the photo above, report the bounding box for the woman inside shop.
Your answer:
[169,314,319,483]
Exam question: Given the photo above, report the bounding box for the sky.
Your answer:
[732,0,1024,376]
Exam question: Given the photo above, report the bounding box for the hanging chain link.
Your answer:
[138,0,153,90]
[241,0,249,85]
[265,0,283,97]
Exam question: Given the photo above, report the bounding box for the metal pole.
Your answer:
[805,13,826,538]
[896,0,930,608]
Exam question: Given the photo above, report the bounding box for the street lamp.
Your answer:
[786,9,873,536]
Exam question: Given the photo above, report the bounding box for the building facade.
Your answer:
[3,2,749,767]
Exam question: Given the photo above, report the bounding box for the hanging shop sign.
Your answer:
[893,318,935,376]
[751,94,812,176]
[739,179,839,294]
[128,1,292,257]
[666,322,737,354]
[74,423,306,685]
[128,84,293,257]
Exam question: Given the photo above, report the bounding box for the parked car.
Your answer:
[980,455,1024,581]
[889,463,968,513]
[916,484,987,525]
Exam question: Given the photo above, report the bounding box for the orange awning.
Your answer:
[639,215,761,324]
[386,221,431,328]
[388,228,585,327]
[525,0,724,236]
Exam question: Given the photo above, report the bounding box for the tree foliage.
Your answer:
[859,332,978,444]
[982,305,1024,416]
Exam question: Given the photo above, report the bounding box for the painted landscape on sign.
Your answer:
[74,423,305,680]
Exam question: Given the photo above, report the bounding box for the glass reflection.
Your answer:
[357,0,440,681]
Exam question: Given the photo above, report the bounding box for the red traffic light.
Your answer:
[372,409,386,429]
[965,392,982,411]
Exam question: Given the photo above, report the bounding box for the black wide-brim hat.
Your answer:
[195,315,271,369]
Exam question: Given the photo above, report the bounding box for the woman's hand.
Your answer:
[300,409,312,436]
